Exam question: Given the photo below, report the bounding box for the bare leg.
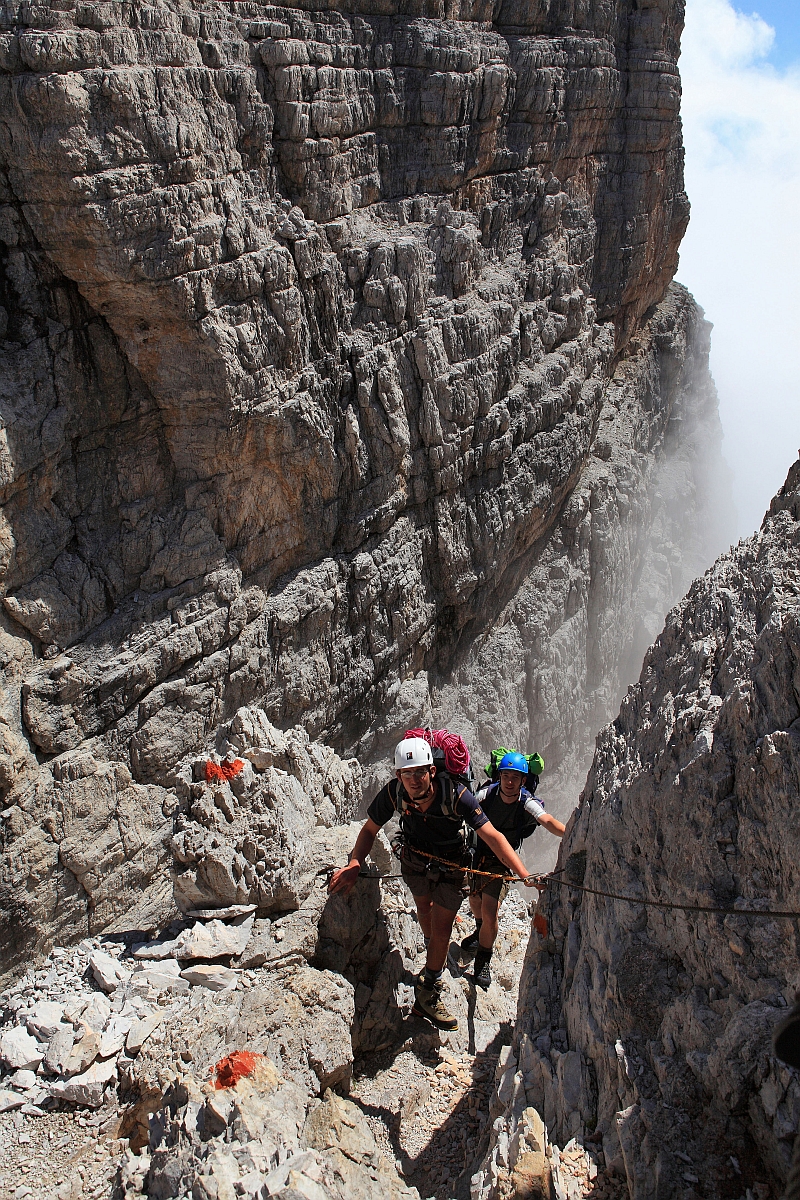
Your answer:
[415,895,433,940]
[426,903,459,972]
[478,893,501,950]
[468,893,482,922]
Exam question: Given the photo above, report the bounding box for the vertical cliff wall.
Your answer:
[0,0,731,974]
[493,464,800,1199]
[386,283,730,865]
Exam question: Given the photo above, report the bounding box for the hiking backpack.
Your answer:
[483,747,545,795]
[389,727,474,819]
[404,727,474,789]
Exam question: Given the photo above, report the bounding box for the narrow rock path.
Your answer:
[348,898,532,1199]
[0,888,630,1200]
[352,1036,502,1199]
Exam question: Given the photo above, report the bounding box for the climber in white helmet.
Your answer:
[328,737,538,1032]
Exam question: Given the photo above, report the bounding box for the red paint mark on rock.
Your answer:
[533,913,548,938]
[205,759,245,783]
[213,1050,262,1089]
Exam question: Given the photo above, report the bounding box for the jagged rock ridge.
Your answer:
[483,463,800,1199]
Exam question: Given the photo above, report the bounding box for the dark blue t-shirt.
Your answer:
[368,776,488,858]
[473,781,544,868]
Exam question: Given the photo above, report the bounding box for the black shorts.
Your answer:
[401,846,469,913]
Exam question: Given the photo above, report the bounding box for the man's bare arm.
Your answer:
[539,813,566,837]
[476,823,536,885]
[328,818,381,895]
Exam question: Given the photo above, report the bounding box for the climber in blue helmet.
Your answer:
[456,751,565,989]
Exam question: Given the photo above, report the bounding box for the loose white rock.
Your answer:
[26,1001,65,1040]
[0,1026,45,1071]
[89,950,130,993]
[179,965,240,991]
[126,1013,164,1055]
[0,1090,25,1113]
[132,939,179,960]
[130,970,190,996]
[48,1057,118,1107]
[64,1029,101,1076]
[8,1069,37,1090]
[133,957,182,978]
[81,993,112,1032]
[44,1027,76,1074]
[100,1016,134,1058]
[186,904,258,921]
[173,917,254,961]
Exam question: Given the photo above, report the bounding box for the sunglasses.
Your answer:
[400,767,431,780]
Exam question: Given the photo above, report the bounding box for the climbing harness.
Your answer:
[392,840,531,883]
[318,840,537,888]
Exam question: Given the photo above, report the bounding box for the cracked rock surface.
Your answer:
[481,462,800,1200]
[0,0,730,971]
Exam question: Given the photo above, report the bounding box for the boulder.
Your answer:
[173,916,254,961]
[49,1057,118,1107]
[81,993,112,1033]
[126,1013,164,1056]
[44,1027,76,1075]
[64,1029,101,1077]
[100,1017,134,1058]
[89,951,131,993]
[0,1027,44,1071]
[132,939,180,961]
[187,904,257,921]
[179,965,240,992]
[0,1090,25,1113]
[26,1001,65,1041]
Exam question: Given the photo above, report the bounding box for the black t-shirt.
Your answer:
[367,776,488,859]
[474,782,544,867]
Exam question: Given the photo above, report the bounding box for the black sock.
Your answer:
[475,947,492,969]
[474,918,483,933]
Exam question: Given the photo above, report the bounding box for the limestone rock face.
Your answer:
[423,285,731,871]
[169,709,361,914]
[502,462,800,1199]
[136,1059,419,1200]
[0,0,726,972]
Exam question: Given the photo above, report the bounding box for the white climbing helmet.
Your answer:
[393,737,434,771]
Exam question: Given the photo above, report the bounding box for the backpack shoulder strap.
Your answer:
[439,775,460,818]
[388,778,406,815]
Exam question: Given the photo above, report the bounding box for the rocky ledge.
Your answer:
[0,698,536,1199]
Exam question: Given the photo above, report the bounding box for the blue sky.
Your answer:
[742,1,800,67]
[677,0,800,540]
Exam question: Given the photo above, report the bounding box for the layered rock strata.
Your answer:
[382,285,730,860]
[479,463,800,1199]
[0,0,727,972]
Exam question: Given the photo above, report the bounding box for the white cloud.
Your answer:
[678,0,800,538]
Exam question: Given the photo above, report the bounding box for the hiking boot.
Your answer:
[473,950,492,990]
[413,975,459,1031]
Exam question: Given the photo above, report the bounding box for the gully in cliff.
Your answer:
[328,737,538,1030]
[456,751,565,988]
